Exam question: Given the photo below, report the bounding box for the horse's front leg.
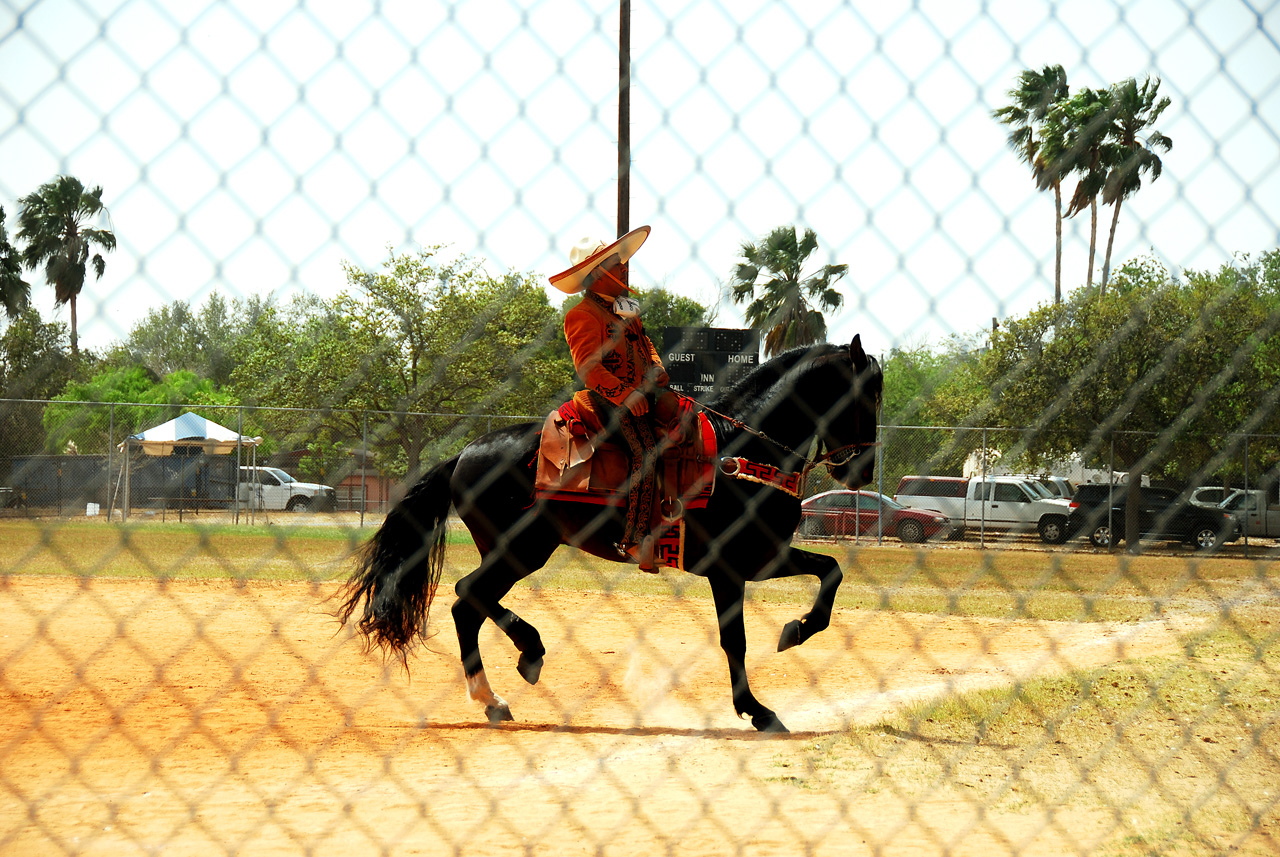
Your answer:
[768,547,843,652]
[708,574,787,733]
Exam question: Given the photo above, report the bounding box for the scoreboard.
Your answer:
[661,327,760,400]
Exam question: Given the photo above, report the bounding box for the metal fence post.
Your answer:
[980,427,987,549]
[1244,434,1250,558]
[107,403,114,522]
[236,407,244,525]
[876,422,884,545]
[361,411,369,528]
[1108,437,1115,546]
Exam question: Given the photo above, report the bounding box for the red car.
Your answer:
[799,490,952,543]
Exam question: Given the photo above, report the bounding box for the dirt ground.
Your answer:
[0,574,1249,856]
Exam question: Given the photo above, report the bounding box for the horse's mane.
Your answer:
[708,342,846,415]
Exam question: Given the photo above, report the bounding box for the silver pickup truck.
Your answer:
[893,475,1074,543]
[1220,489,1280,538]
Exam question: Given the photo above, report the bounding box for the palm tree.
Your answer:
[1100,77,1172,291]
[1054,87,1115,290]
[992,64,1069,303]
[0,206,30,320]
[729,225,847,357]
[16,176,117,356]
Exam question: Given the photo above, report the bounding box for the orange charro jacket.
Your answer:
[564,292,667,407]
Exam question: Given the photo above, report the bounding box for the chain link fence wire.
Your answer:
[2,1,1280,855]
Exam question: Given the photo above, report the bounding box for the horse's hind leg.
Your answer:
[452,546,556,724]
[453,588,513,723]
[763,547,843,652]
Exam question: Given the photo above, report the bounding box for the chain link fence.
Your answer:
[0,398,535,520]
[3,1,1280,855]
[8,399,1276,550]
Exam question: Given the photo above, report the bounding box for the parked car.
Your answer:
[1007,474,1075,500]
[1189,486,1232,508]
[1040,476,1075,499]
[893,475,1073,543]
[1065,484,1240,550]
[238,466,336,512]
[799,490,951,543]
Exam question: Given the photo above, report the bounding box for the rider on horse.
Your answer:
[550,225,669,572]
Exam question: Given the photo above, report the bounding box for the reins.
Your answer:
[673,391,880,485]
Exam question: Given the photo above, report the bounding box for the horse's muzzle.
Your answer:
[834,450,876,490]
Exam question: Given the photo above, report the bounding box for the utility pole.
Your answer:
[617,0,631,250]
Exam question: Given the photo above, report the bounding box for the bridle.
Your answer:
[804,438,877,477]
[673,386,880,480]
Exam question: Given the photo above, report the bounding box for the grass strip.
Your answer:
[1,519,1276,623]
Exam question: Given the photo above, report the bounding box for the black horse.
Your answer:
[338,335,882,733]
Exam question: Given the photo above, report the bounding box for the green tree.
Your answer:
[729,225,847,357]
[633,287,712,353]
[878,342,985,484]
[0,309,75,455]
[41,367,232,455]
[16,176,117,358]
[1099,77,1172,290]
[992,64,1070,303]
[111,291,248,387]
[0,206,30,320]
[975,251,1280,549]
[230,248,569,479]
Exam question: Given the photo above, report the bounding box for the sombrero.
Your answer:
[548,225,651,294]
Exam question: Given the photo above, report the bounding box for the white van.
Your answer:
[238,466,336,512]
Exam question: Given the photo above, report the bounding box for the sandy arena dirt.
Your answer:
[0,575,1206,856]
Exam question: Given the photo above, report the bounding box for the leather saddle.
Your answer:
[533,398,717,518]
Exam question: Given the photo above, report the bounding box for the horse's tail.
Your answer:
[336,455,459,667]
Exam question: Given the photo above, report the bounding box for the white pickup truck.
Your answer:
[238,466,336,512]
[893,475,1075,543]
[1220,488,1280,538]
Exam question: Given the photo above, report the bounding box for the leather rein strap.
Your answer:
[674,392,879,498]
[718,457,803,498]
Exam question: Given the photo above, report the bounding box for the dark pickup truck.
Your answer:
[1066,484,1240,550]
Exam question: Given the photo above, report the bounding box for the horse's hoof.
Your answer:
[517,654,543,685]
[485,703,514,724]
[752,712,789,733]
[777,620,803,652]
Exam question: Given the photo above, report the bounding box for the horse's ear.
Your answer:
[849,334,869,373]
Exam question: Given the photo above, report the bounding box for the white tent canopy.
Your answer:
[123,412,261,456]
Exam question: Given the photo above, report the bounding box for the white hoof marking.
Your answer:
[467,670,507,710]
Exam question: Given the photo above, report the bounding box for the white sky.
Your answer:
[1,0,1277,354]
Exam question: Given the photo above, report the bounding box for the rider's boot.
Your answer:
[624,534,658,573]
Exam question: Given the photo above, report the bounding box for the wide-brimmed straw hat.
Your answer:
[549,225,651,294]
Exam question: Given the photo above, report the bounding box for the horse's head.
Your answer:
[813,334,882,490]
[713,334,882,489]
